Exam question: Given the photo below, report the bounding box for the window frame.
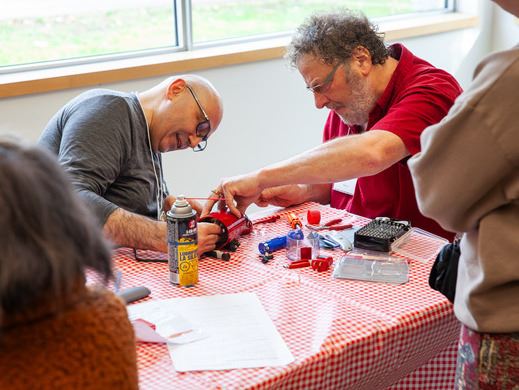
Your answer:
[1,0,454,74]
[0,3,477,99]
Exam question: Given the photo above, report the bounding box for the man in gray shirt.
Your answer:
[40,74,222,255]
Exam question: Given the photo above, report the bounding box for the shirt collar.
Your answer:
[369,43,411,124]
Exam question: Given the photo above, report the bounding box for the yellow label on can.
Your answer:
[178,238,198,286]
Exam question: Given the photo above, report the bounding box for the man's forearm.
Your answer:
[104,208,168,252]
[256,130,407,189]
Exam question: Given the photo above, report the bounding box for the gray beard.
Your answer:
[339,112,369,127]
[338,69,377,126]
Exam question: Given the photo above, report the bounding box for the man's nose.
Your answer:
[188,134,202,148]
[314,92,329,109]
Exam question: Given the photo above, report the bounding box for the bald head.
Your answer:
[154,74,223,135]
[178,74,224,135]
[139,74,224,153]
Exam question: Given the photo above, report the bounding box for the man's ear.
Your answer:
[352,46,372,75]
[167,78,187,99]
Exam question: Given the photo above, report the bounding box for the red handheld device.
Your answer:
[199,211,253,249]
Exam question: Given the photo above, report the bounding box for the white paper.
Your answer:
[248,205,284,219]
[333,179,357,195]
[132,319,169,343]
[132,317,206,344]
[127,292,294,372]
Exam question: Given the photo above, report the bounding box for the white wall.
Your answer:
[0,1,514,205]
[491,3,519,51]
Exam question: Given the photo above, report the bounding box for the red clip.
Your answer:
[311,257,333,272]
[286,260,310,269]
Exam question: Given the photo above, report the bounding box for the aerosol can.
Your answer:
[167,195,198,286]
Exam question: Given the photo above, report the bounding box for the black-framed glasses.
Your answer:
[185,84,211,152]
[307,62,341,95]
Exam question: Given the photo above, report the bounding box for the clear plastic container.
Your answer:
[286,229,319,261]
[332,254,408,284]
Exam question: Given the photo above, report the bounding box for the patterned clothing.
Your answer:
[456,324,519,389]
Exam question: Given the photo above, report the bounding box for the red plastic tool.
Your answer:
[286,260,311,269]
[306,218,352,231]
[252,214,281,225]
[287,212,303,229]
[311,257,333,272]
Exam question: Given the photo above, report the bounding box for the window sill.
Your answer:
[0,12,477,98]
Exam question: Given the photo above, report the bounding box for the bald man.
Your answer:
[40,75,223,255]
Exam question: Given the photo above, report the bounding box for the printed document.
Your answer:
[127,292,294,371]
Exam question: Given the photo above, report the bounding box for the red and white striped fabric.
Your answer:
[106,203,459,389]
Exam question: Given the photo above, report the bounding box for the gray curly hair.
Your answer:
[286,9,388,67]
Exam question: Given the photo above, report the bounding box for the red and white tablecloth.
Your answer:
[110,203,459,389]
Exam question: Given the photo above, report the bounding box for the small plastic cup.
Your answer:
[286,229,319,261]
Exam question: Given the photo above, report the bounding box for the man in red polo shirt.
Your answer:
[203,10,462,240]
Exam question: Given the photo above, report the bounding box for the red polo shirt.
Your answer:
[324,44,462,240]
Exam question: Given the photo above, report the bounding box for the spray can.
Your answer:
[167,195,198,286]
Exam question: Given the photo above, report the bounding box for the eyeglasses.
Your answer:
[307,62,341,95]
[185,84,211,152]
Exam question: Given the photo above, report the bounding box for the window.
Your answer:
[192,0,451,44]
[0,0,452,72]
[0,0,180,71]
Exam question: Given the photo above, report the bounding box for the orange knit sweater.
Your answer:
[0,287,138,389]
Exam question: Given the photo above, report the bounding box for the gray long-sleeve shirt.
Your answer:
[39,89,165,225]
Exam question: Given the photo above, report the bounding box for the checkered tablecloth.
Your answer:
[109,203,459,389]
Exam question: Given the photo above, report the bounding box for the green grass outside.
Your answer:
[0,1,418,68]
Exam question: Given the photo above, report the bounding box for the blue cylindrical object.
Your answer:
[258,236,287,254]
[287,229,304,240]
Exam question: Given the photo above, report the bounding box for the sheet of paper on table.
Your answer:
[332,179,357,195]
[127,292,294,372]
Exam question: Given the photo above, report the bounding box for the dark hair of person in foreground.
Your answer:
[0,137,113,326]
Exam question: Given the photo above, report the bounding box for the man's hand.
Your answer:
[256,185,307,208]
[201,172,263,218]
[197,222,221,255]
[163,195,176,214]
